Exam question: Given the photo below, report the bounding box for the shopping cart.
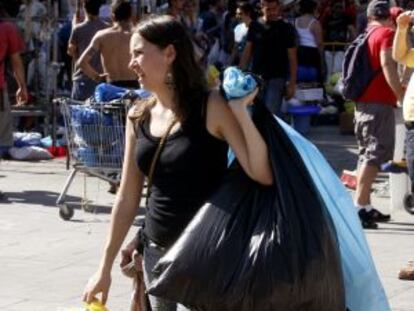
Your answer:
[55,97,130,220]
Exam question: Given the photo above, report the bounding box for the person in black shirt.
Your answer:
[322,2,355,77]
[82,15,273,310]
[68,0,109,100]
[240,0,297,117]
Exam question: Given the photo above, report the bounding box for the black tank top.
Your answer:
[135,95,228,247]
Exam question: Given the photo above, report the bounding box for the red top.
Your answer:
[0,22,25,90]
[357,25,396,105]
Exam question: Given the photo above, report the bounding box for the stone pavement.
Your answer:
[0,125,414,311]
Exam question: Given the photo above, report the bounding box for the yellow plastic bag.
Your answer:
[84,300,108,311]
[207,65,220,88]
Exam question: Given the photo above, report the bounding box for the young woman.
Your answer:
[82,15,272,310]
[295,0,324,83]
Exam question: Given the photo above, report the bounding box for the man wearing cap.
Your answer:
[354,0,404,229]
[392,9,414,281]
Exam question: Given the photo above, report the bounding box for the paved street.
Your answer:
[1,125,414,311]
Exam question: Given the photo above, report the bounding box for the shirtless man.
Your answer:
[77,0,139,89]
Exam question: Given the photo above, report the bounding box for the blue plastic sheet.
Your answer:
[276,117,390,311]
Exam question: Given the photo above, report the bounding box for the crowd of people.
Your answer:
[2,0,414,308]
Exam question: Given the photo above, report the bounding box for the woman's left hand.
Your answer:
[228,88,259,108]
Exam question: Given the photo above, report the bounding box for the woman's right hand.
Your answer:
[397,11,412,30]
[82,269,112,305]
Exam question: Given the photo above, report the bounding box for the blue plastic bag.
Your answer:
[70,106,101,125]
[221,67,257,100]
[76,146,97,167]
[13,132,42,148]
[94,83,151,102]
[69,106,121,146]
[276,118,390,311]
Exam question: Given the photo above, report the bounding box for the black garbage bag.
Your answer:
[148,102,346,311]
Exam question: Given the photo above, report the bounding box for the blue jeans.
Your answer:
[405,129,414,191]
[143,242,191,311]
[263,78,286,117]
[0,89,12,148]
[71,78,97,101]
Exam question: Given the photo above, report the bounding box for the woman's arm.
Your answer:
[77,33,107,82]
[83,111,144,304]
[310,19,324,54]
[10,53,28,105]
[393,11,414,68]
[207,90,273,186]
[100,117,144,272]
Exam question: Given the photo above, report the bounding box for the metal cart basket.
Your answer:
[55,97,129,220]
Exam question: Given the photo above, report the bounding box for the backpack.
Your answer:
[341,27,381,100]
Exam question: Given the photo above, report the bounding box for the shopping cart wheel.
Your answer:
[403,193,414,215]
[59,204,75,221]
[82,200,95,213]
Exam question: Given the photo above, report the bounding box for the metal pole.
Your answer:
[51,0,61,148]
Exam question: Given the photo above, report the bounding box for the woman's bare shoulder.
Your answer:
[207,89,227,110]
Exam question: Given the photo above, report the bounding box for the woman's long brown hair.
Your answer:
[129,15,208,125]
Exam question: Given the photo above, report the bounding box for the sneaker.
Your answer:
[358,209,378,229]
[398,262,414,280]
[369,208,391,222]
[381,160,407,174]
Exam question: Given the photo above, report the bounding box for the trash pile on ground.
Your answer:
[9,129,67,161]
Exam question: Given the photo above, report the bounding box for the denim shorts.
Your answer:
[71,78,97,101]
